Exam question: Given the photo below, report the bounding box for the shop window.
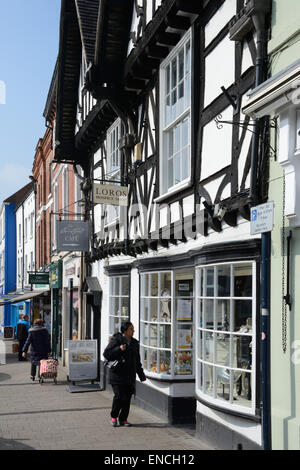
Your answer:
[108,275,130,336]
[140,270,194,379]
[196,262,256,414]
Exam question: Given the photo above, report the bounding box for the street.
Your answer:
[0,354,212,451]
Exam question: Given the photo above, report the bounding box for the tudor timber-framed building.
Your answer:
[55,0,272,450]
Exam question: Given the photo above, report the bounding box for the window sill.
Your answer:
[154,179,192,204]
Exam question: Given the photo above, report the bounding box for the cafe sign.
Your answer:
[93,183,128,206]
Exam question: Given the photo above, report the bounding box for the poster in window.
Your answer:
[177,329,192,349]
[176,299,192,321]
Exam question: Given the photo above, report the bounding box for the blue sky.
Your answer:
[0,0,61,204]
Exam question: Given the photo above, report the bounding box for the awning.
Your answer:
[0,289,50,306]
[84,277,102,292]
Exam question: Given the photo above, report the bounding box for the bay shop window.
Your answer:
[139,261,256,414]
[140,270,194,379]
[108,275,130,336]
[195,262,256,414]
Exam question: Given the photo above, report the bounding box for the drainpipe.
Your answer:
[250,9,271,451]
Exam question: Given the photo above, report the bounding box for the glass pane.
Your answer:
[216,300,230,331]
[233,300,252,333]
[110,296,118,316]
[165,95,171,126]
[185,75,190,107]
[198,330,203,360]
[232,368,252,407]
[217,265,231,297]
[160,324,171,349]
[174,123,180,153]
[142,347,148,371]
[203,299,214,329]
[176,298,193,321]
[204,331,214,362]
[204,364,213,396]
[120,297,129,319]
[176,324,192,350]
[149,324,158,348]
[168,158,174,189]
[150,349,158,373]
[205,268,214,297]
[234,264,253,297]
[159,298,171,322]
[150,273,158,296]
[171,57,177,89]
[216,367,231,402]
[236,335,252,370]
[185,41,191,74]
[160,350,171,374]
[199,299,203,328]
[179,49,184,81]
[121,276,129,296]
[142,274,149,297]
[112,277,119,295]
[181,147,189,180]
[175,276,193,297]
[160,272,172,295]
[166,64,170,94]
[182,117,189,147]
[150,298,158,322]
[174,153,181,184]
[175,350,192,375]
[216,333,230,367]
[178,83,184,115]
[142,323,149,346]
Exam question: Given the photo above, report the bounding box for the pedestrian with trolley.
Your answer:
[22,318,51,381]
[103,321,146,427]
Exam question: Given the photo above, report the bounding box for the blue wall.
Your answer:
[3,203,17,328]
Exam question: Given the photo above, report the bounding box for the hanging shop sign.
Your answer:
[29,272,49,285]
[250,201,274,235]
[49,261,62,289]
[56,220,89,252]
[68,340,98,381]
[93,183,128,206]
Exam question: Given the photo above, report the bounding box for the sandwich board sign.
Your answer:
[250,202,274,236]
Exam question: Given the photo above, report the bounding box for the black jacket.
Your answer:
[23,326,51,366]
[103,333,146,385]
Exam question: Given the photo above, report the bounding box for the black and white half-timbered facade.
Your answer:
[55,0,272,450]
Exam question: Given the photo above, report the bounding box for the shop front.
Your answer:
[102,239,262,447]
[62,255,81,366]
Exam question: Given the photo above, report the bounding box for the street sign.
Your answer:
[250,202,274,235]
[29,272,49,285]
[56,220,89,252]
[93,183,128,206]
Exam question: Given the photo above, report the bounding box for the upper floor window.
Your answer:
[105,120,122,226]
[160,31,191,195]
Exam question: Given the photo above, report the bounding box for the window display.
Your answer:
[140,270,194,379]
[108,275,130,336]
[196,262,255,414]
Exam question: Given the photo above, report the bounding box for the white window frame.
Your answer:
[195,261,257,416]
[108,275,130,337]
[159,30,192,198]
[104,119,122,227]
[140,269,195,380]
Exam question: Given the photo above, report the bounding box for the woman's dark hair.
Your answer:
[121,321,133,333]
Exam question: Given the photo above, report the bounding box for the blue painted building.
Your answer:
[0,183,33,335]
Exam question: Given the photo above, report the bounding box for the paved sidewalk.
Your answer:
[0,355,212,451]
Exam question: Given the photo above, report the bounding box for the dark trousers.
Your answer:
[31,363,40,378]
[111,384,133,422]
[18,339,26,360]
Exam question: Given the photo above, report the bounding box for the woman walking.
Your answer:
[22,318,51,381]
[104,321,146,427]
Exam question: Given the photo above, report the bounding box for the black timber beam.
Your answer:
[175,0,202,14]
[156,31,181,46]
[165,14,191,30]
